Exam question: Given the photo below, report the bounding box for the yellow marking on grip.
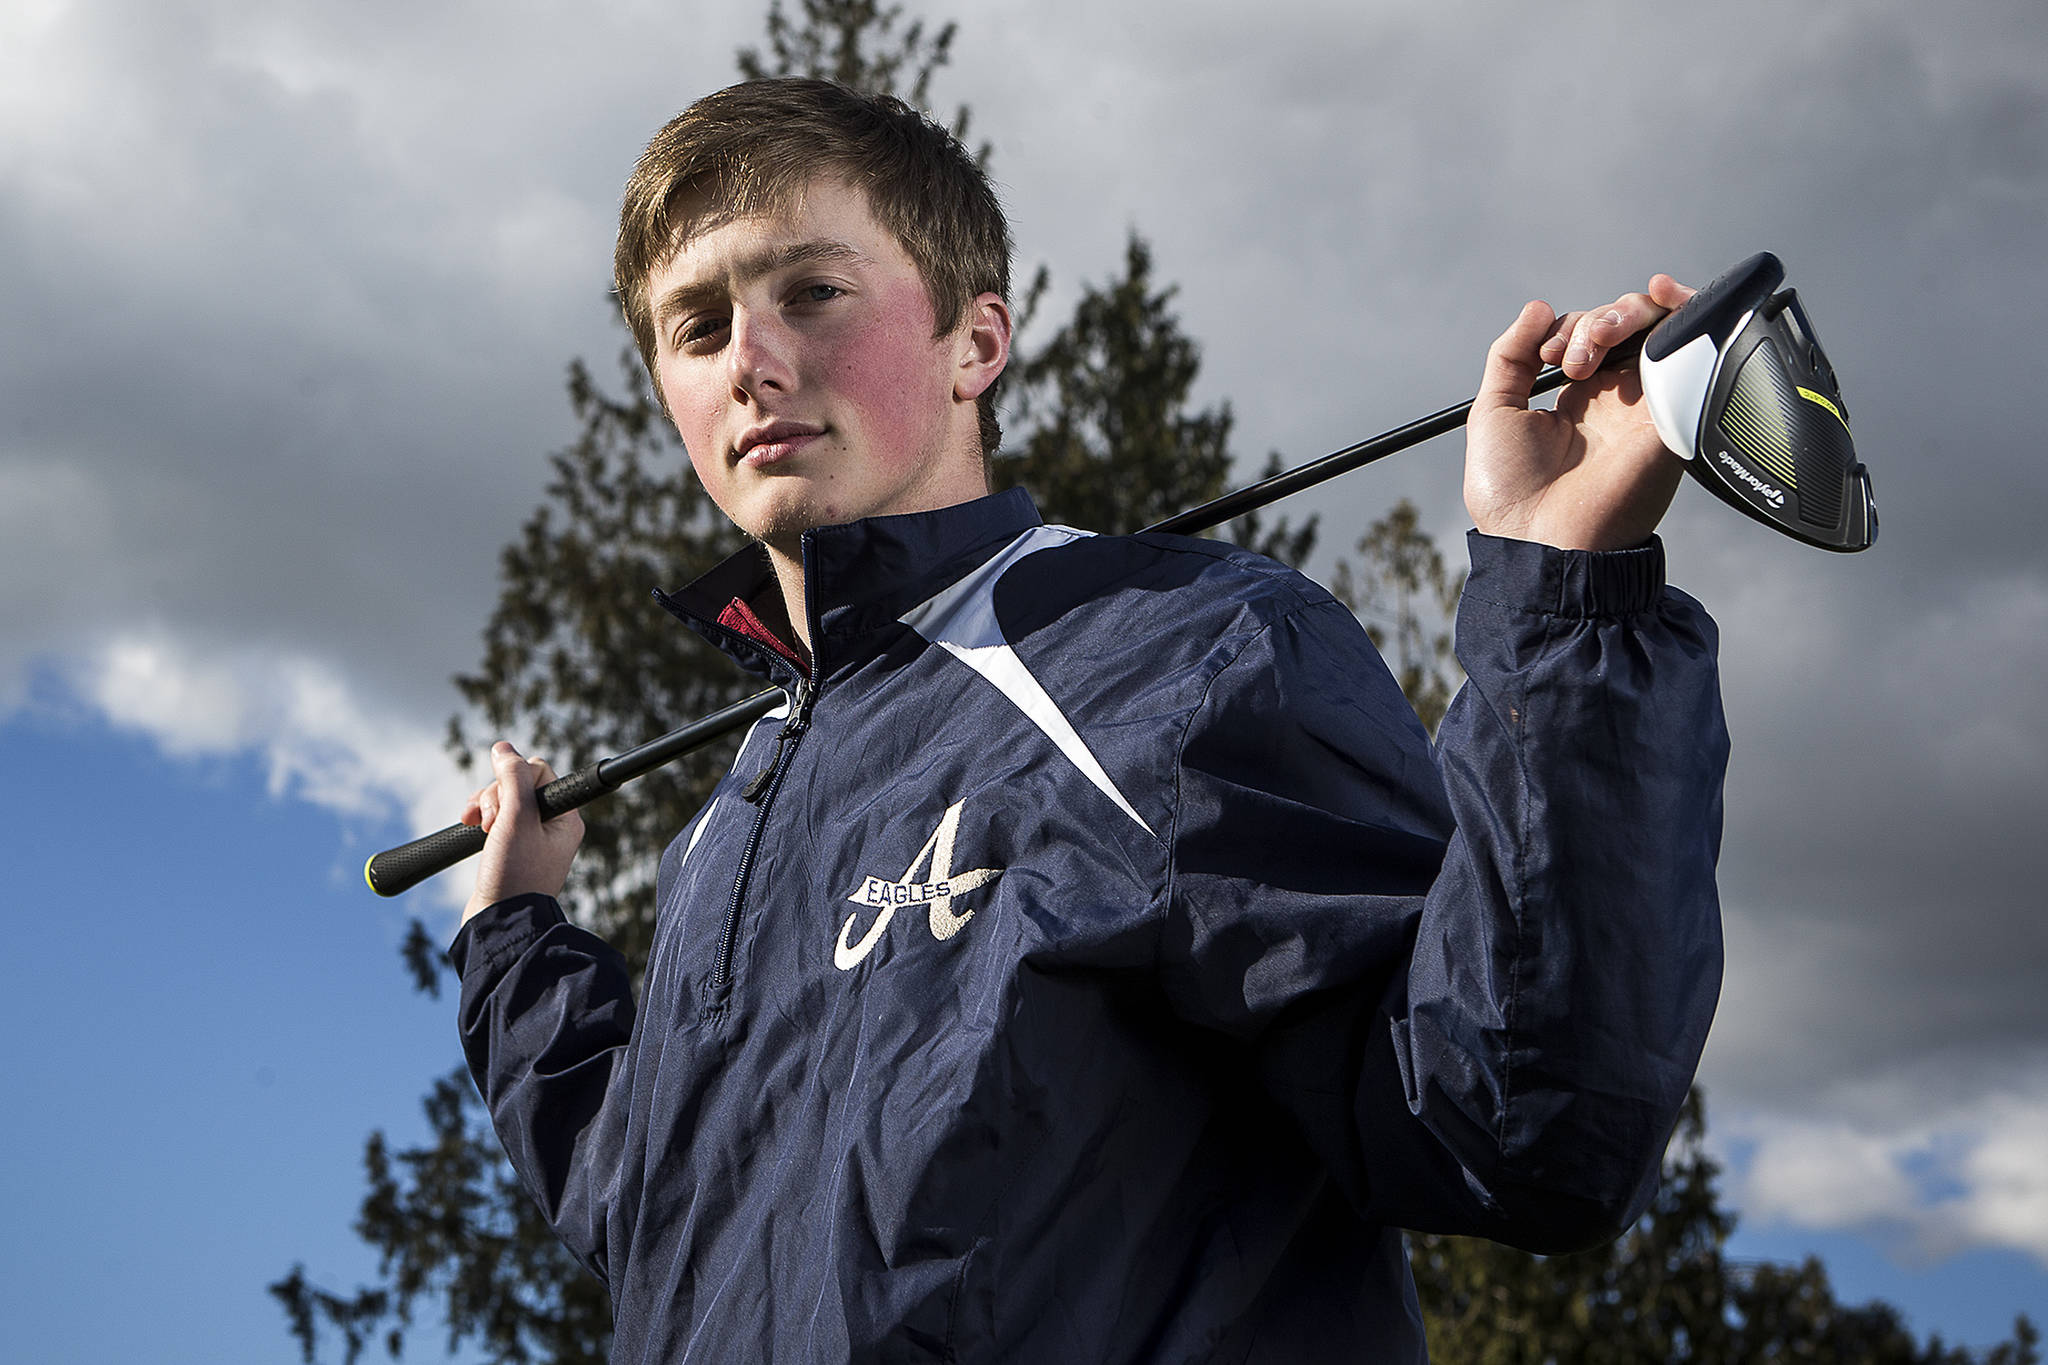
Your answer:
[364,855,378,894]
[1797,386,1850,432]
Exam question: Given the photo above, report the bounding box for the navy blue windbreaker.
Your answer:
[452,487,1727,1363]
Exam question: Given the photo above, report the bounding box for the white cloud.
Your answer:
[73,632,477,907]
[1738,1117,1923,1230]
[1959,1104,2048,1257]
[1723,1077,2048,1267]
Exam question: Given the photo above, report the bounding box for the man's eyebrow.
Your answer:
[652,239,871,329]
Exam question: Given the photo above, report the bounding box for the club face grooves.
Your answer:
[1691,290,1872,552]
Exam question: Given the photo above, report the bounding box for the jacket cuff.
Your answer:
[448,893,567,981]
[1463,531,1666,618]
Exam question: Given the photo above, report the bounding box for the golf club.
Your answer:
[367,252,1871,897]
[1641,251,1875,552]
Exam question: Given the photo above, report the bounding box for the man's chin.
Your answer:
[741,495,841,560]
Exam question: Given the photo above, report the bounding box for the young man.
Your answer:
[454,79,1726,1362]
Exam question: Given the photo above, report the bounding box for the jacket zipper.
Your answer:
[711,675,815,995]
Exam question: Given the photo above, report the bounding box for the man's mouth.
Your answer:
[735,422,826,466]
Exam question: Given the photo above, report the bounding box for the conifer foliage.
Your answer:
[993,233,1315,565]
[737,0,981,159]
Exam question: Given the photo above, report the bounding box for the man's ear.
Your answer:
[954,292,1012,402]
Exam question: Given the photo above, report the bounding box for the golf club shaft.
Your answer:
[366,339,1637,897]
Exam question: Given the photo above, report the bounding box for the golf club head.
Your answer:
[1641,251,1876,552]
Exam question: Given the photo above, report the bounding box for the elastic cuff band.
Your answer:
[1464,532,1667,618]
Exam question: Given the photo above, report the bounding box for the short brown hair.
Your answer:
[615,78,1012,456]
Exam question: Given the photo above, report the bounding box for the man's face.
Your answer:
[645,177,1006,559]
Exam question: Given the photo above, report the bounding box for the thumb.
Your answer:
[489,741,538,820]
[1474,300,1555,421]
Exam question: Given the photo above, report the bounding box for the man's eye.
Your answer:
[796,283,845,304]
[675,317,727,349]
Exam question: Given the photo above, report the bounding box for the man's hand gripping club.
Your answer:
[1465,274,1696,551]
[460,741,586,925]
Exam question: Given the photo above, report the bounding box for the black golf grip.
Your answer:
[1642,252,1782,363]
[365,821,488,898]
[364,760,616,897]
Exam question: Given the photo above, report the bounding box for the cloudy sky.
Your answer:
[4,0,2044,1357]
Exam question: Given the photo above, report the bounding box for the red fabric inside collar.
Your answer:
[717,596,810,677]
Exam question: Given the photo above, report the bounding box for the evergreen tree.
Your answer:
[993,232,1314,564]
[737,0,983,161]
[999,233,1234,534]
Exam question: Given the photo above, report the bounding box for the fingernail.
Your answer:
[1566,344,1590,366]
[1602,310,1624,327]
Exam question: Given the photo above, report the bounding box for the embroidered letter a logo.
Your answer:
[835,800,1001,970]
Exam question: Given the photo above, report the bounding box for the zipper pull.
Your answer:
[742,680,813,804]
[741,732,785,803]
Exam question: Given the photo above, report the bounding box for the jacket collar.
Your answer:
[655,486,1044,685]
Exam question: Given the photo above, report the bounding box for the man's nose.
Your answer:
[728,309,794,401]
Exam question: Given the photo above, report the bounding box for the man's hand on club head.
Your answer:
[1464,274,1696,551]
[460,740,586,925]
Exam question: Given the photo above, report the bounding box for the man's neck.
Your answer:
[766,546,812,656]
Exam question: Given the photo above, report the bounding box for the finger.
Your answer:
[489,740,533,788]
[1563,309,1627,377]
[1564,294,1664,377]
[486,740,540,824]
[1538,309,1586,366]
[1648,273,1695,310]
[1476,300,1556,416]
[479,785,500,834]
